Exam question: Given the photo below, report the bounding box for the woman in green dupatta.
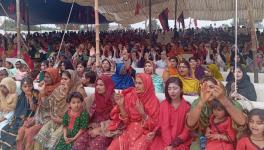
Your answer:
[186,77,246,150]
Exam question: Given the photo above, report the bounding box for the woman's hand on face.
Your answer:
[135,100,146,118]
[200,82,214,104]
[38,81,45,95]
[213,81,226,101]
[61,84,70,95]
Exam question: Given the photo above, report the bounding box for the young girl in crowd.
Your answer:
[236,109,264,150]
[56,92,89,150]
[81,70,97,87]
[205,100,236,150]
[76,61,87,78]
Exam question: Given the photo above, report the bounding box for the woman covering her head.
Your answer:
[108,73,160,150]
[34,69,87,149]
[0,77,38,150]
[226,64,257,101]
[42,68,61,96]
[0,77,17,137]
[0,67,9,82]
[112,62,135,90]
[149,77,191,150]
[73,75,115,150]
[206,64,224,81]
[16,68,61,150]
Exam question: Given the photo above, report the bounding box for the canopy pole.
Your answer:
[174,0,177,30]
[95,0,100,66]
[247,0,258,82]
[149,0,152,46]
[16,0,21,58]
[26,0,30,35]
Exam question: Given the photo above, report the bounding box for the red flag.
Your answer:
[135,1,141,15]
[194,19,198,28]
[159,8,169,31]
[177,11,185,28]
[9,1,15,14]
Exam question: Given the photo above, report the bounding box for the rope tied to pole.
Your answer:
[234,0,238,99]
[55,0,76,65]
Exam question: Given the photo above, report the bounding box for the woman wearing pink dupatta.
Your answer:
[107,73,160,150]
[149,77,191,150]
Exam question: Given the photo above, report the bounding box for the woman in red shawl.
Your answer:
[149,77,191,150]
[107,73,160,150]
[16,68,61,150]
[72,75,115,150]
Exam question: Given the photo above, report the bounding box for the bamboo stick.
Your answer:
[247,0,259,83]
[95,0,100,66]
[16,0,21,58]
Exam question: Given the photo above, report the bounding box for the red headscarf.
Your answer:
[44,68,61,96]
[136,73,158,104]
[124,73,159,129]
[95,75,115,114]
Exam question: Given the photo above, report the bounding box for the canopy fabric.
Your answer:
[61,0,264,24]
[0,0,109,25]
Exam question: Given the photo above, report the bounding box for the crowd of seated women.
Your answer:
[0,44,262,150]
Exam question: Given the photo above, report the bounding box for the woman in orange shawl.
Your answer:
[149,77,191,150]
[16,68,61,150]
[107,73,160,150]
[163,56,179,82]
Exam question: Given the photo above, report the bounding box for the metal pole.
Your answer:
[234,0,238,95]
[95,0,100,66]
[149,0,152,46]
[16,0,21,58]
[174,0,177,30]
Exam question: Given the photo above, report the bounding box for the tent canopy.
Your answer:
[61,0,264,24]
[0,0,109,25]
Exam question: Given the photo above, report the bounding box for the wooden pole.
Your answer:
[16,0,21,58]
[149,0,152,46]
[95,0,100,66]
[174,0,177,30]
[247,0,258,82]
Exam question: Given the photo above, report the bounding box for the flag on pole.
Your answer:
[177,11,185,28]
[135,1,141,15]
[158,8,169,31]
[9,1,15,14]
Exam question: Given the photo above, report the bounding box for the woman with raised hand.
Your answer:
[107,73,160,150]
[186,77,246,150]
